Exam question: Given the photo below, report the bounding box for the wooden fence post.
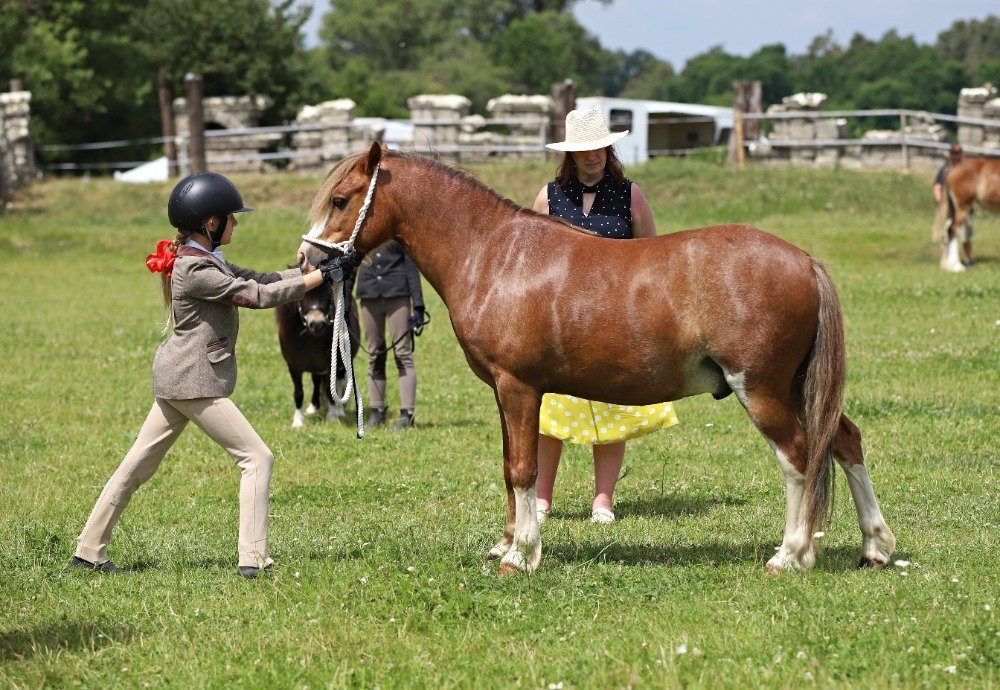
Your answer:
[550,79,577,154]
[900,112,910,169]
[158,69,178,177]
[184,73,206,173]
[729,81,759,166]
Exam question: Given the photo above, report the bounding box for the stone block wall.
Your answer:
[289,99,383,170]
[406,93,550,163]
[958,84,1000,150]
[0,90,34,203]
[752,92,951,168]
[172,95,283,172]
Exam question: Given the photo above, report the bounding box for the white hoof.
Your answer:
[487,539,511,560]
[860,525,896,569]
[765,546,816,575]
[327,403,346,421]
[304,403,319,417]
[292,409,306,429]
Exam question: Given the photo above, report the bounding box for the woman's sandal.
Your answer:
[591,507,616,524]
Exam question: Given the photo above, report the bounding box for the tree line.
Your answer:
[1,0,998,167]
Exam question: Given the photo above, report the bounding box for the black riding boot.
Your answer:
[392,409,414,431]
[367,407,386,428]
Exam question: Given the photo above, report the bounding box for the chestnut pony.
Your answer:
[934,157,1000,271]
[299,143,895,575]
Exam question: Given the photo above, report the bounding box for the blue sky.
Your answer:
[299,0,996,69]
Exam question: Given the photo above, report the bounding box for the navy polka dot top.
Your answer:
[547,175,632,239]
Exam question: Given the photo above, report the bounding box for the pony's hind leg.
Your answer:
[737,384,816,574]
[833,415,895,568]
[323,373,347,421]
[305,373,322,416]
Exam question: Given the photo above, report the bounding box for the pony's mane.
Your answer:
[388,151,597,235]
[309,148,597,237]
[385,150,526,214]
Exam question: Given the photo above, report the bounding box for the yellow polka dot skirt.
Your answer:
[539,394,680,445]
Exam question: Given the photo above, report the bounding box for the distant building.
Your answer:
[576,97,734,166]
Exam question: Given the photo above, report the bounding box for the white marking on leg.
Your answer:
[304,403,318,417]
[327,400,346,421]
[500,486,541,572]
[765,441,815,573]
[839,461,896,566]
[292,409,306,428]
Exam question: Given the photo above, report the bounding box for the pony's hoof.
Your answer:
[498,563,522,576]
[304,404,319,417]
[292,410,306,428]
[486,541,510,560]
[858,556,885,570]
[858,556,889,569]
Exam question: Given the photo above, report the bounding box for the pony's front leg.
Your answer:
[488,375,543,575]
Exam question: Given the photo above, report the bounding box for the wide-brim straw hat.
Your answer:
[545,108,629,152]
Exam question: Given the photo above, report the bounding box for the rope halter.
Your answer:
[300,165,380,438]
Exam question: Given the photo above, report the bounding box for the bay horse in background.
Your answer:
[934,157,1000,272]
[275,281,359,428]
[299,143,896,575]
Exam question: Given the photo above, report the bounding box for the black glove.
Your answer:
[408,306,427,331]
[318,250,364,285]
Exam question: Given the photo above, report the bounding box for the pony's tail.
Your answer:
[802,260,846,538]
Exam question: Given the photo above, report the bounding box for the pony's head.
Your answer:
[298,284,334,336]
[298,142,388,269]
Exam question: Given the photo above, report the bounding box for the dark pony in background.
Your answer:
[275,282,359,428]
[299,143,895,575]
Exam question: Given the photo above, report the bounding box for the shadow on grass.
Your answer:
[542,539,871,573]
[554,492,747,522]
[0,621,137,663]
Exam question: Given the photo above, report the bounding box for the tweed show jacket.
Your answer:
[152,245,306,400]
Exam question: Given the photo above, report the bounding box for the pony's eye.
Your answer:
[332,197,347,209]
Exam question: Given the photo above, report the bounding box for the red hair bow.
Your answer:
[146,240,176,277]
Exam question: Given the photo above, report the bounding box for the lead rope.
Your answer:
[302,165,380,439]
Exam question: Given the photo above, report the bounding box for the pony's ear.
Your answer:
[364,141,383,174]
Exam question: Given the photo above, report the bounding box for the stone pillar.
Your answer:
[0,90,35,202]
[957,84,996,148]
[762,92,841,166]
[407,94,471,162]
[984,97,1000,150]
[485,94,553,160]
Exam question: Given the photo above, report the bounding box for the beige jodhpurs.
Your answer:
[75,397,274,568]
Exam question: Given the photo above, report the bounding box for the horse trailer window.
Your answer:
[609,109,632,133]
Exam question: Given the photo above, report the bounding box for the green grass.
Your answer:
[0,159,997,689]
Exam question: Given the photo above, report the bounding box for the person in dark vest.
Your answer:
[355,241,425,430]
[72,172,359,578]
[530,108,680,525]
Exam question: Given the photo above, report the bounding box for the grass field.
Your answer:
[0,157,997,689]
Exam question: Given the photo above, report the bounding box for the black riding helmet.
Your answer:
[167,172,254,249]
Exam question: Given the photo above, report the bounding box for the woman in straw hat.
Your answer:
[531,108,680,525]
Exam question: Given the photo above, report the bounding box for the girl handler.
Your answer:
[72,172,356,578]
